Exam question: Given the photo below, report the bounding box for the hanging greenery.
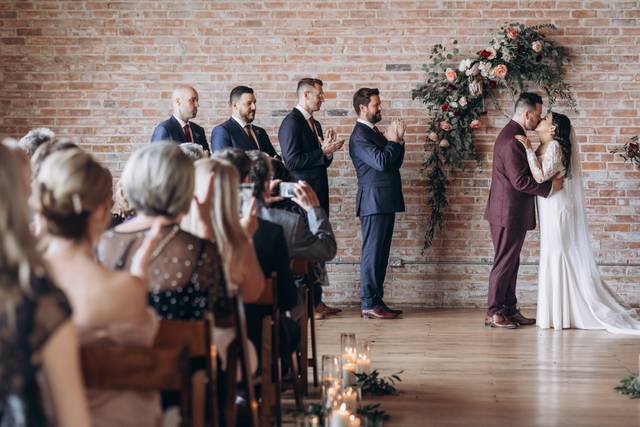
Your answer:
[412,22,577,249]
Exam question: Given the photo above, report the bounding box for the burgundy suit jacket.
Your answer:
[484,120,552,231]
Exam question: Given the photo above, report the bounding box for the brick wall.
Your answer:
[1,0,639,307]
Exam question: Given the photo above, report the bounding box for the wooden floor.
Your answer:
[294,308,640,426]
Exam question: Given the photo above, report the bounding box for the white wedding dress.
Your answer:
[525,135,640,334]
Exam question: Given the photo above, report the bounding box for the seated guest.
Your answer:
[98,142,230,320]
[151,85,210,153]
[19,127,55,158]
[211,86,280,158]
[0,144,91,427]
[181,158,266,375]
[269,157,341,319]
[179,142,207,161]
[34,149,162,427]
[213,148,299,363]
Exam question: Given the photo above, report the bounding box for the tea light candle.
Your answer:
[348,414,361,427]
[342,362,357,388]
[330,403,350,427]
[356,354,371,375]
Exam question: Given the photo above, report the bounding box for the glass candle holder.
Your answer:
[356,339,372,375]
[341,333,357,365]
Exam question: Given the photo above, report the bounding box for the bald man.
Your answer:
[151,86,210,153]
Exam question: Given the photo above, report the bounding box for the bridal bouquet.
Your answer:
[412,23,576,249]
[611,135,640,168]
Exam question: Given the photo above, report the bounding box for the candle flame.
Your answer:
[340,403,346,411]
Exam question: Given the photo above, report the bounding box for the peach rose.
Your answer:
[469,119,481,129]
[445,68,457,83]
[428,131,439,142]
[439,121,453,132]
[492,64,508,79]
[439,139,450,148]
[506,27,518,40]
[531,40,542,53]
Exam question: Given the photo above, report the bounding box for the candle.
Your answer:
[330,403,350,427]
[348,414,361,427]
[341,386,359,412]
[342,347,357,365]
[342,362,357,388]
[323,382,340,410]
[356,354,371,375]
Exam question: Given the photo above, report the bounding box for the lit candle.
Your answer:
[348,414,361,427]
[330,403,350,427]
[356,354,371,375]
[323,382,340,410]
[342,346,357,364]
[342,362,357,388]
[341,386,359,412]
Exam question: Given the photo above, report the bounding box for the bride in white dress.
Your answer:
[517,111,640,334]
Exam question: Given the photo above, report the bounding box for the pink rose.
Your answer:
[439,139,450,148]
[458,96,468,107]
[428,131,439,142]
[469,119,481,129]
[531,40,542,53]
[492,64,508,79]
[445,68,457,83]
[439,121,453,132]
[506,27,518,40]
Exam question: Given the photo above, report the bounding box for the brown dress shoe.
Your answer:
[362,306,398,319]
[484,313,518,329]
[507,311,535,326]
[316,301,342,315]
[380,302,403,316]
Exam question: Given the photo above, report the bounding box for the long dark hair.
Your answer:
[550,112,572,178]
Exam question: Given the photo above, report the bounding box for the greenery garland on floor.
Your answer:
[412,22,577,249]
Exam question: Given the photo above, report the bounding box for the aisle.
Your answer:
[311,309,640,426]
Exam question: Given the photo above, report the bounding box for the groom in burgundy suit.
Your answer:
[484,93,564,329]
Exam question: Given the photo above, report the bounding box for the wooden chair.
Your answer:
[81,343,193,427]
[154,317,218,427]
[291,259,319,393]
[213,296,260,427]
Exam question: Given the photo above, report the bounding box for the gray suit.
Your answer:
[257,204,337,262]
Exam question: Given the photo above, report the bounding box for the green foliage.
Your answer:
[412,22,577,249]
[615,373,640,398]
[355,369,403,396]
[357,403,391,425]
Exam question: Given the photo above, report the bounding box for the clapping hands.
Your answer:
[383,119,407,144]
[321,127,345,156]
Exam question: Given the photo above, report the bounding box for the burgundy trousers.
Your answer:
[487,223,528,316]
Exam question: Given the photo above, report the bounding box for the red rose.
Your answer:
[453,110,461,117]
[441,103,449,111]
[488,80,497,88]
[479,50,491,58]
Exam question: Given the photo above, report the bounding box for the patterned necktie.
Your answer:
[373,125,383,136]
[244,124,258,149]
[183,124,193,142]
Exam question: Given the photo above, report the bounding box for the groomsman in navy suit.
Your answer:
[211,86,280,158]
[150,85,210,153]
[278,78,344,214]
[349,88,405,320]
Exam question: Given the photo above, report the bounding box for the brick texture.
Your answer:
[1,1,639,307]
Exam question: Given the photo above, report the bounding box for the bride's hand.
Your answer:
[515,135,532,150]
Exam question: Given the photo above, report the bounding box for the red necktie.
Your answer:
[183,124,193,142]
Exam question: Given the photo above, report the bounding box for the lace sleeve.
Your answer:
[525,141,565,183]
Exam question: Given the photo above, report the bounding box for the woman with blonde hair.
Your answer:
[0,144,91,427]
[33,148,163,427]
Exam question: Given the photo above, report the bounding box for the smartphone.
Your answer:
[238,183,254,216]
[279,182,297,198]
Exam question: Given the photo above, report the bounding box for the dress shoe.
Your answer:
[380,301,403,316]
[362,306,398,319]
[507,311,535,326]
[484,313,518,329]
[316,301,342,315]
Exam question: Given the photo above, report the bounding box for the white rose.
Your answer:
[501,48,513,62]
[458,59,472,72]
[486,47,497,60]
[465,62,480,77]
[479,61,492,77]
[458,96,467,107]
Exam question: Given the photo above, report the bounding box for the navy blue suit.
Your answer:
[211,117,280,158]
[278,108,332,214]
[150,116,210,153]
[349,122,405,309]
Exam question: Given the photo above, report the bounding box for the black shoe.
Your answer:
[380,301,403,315]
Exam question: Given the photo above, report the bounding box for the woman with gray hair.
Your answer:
[19,127,55,158]
[97,142,227,321]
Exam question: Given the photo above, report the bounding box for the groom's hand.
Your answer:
[551,174,564,193]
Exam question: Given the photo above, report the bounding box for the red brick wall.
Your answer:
[1,1,639,307]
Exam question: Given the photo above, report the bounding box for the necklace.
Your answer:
[149,224,180,261]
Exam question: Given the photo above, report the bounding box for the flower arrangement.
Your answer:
[611,135,640,168]
[412,23,577,249]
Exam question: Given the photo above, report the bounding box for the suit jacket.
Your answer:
[349,122,405,217]
[257,204,337,262]
[484,120,552,231]
[251,218,297,311]
[278,108,332,213]
[211,117,279,158]
[150,116,210,152]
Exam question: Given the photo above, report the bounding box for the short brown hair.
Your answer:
[297,78,323,95]
[353,87,380,114]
